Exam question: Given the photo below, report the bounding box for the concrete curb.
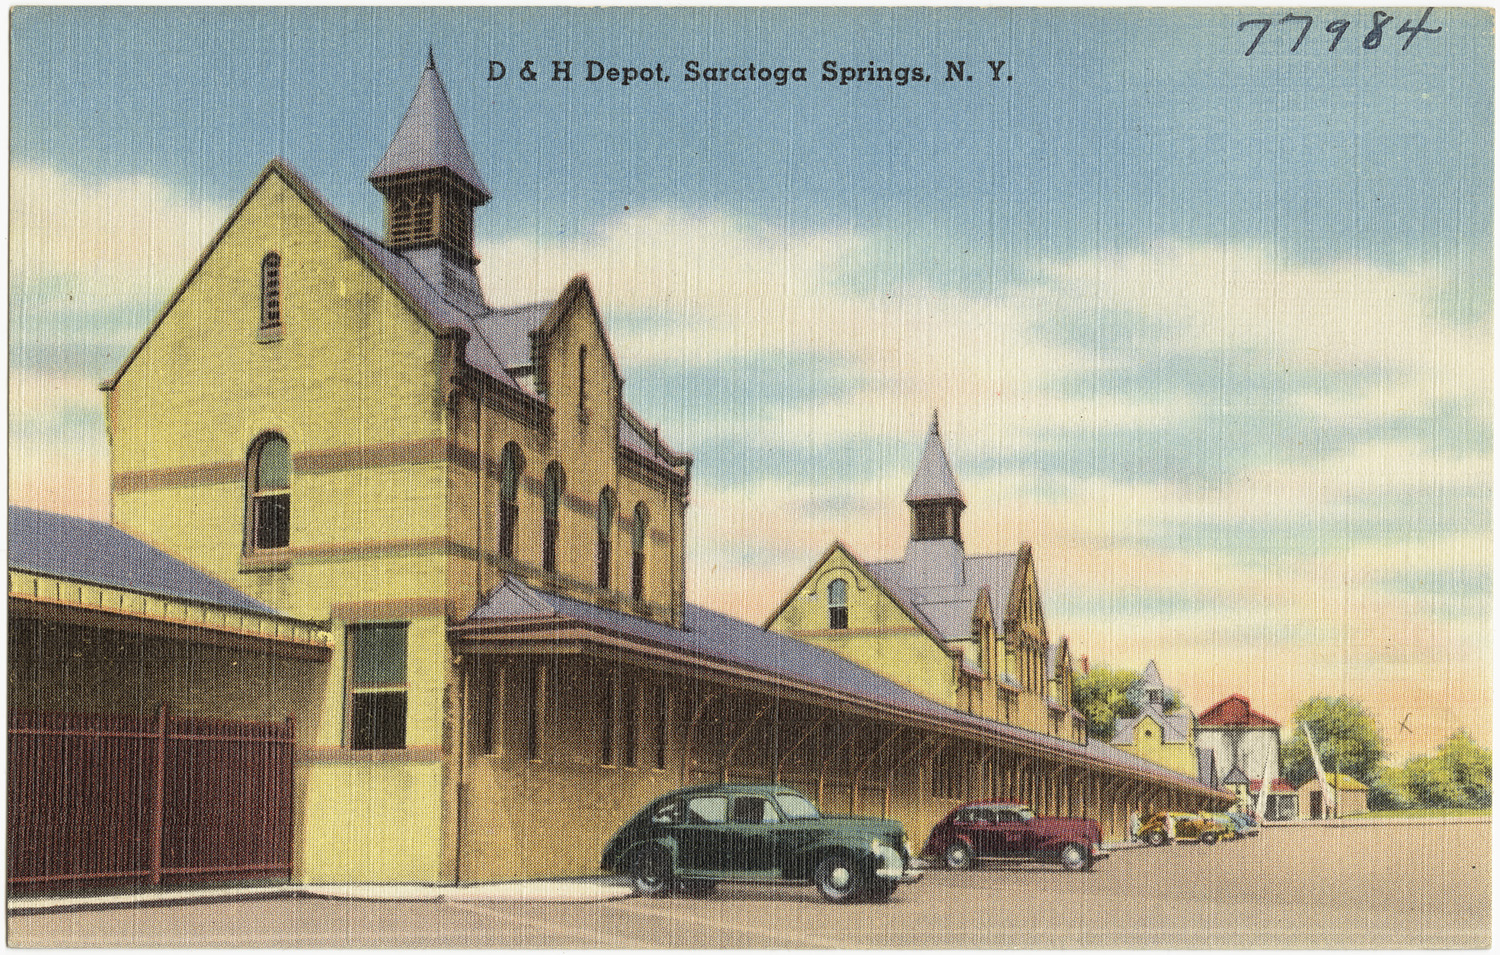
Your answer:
[1263,816,1490,827]
[304,879,635,904]
[7,879,636,915]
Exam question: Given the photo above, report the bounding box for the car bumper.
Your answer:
[874,845,924,883]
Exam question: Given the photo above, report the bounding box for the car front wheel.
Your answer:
[1145,830,1167,847]
[629,847,674,897]
[1058,842,1090,872]
[943,841,975,871]
[813,854,866,903]
[1199,832,1219,845]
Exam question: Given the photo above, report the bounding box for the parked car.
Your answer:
[1227,809,1261,836]
[1139,811,1232,846]
[600,784,923,903]
[1207,811,1260,839]
[920,802,1108,872]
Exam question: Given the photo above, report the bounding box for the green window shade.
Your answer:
[257,438,290,490]
[351,625,407,689]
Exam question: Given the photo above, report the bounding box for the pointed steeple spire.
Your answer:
[371,52,489,200]
[900,411,967,586]
[370,52,490,285]
[904,411,965,505]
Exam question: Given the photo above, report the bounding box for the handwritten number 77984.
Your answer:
[1239,8,1441,55]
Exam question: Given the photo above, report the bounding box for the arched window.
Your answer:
[827,578,848,630]
[596,487,616,589]
[497,443,523,560]
[631,503,649,603]
[246,433,290,551]
[260,252,282,332]
[543,462,564,574]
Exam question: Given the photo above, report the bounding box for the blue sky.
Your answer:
[10,5,1492,759]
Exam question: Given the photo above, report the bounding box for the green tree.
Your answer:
[1072,668,1140,740]
[1406,730,1492,809]
[1281,696,1386,788]
[1366,763,1414,811]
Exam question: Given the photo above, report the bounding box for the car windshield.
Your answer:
[774,792,821,820]
[1015,808,1034,822]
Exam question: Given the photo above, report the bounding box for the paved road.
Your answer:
[8,822,1489,948]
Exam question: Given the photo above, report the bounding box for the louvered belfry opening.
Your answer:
[376,170,483,265]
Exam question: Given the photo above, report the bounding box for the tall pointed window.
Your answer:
[827,578,849,630]
[631,503,649,603]
[497,443,523,560]
[596,487,616,589]
[260,252,282,334]
[543,462,564,574]
[246,433,290,551]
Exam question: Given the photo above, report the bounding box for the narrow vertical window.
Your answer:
[827,578,848,630]
[631,503,649,603]
[348,622,408,750]
[543,463,564,574]
[260,252,282,333]
[497,443,523,560]
[246,433,290,552]
[577,345,588,424]
[596,487,615,589]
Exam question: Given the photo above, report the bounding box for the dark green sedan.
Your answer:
[601,784,923,902]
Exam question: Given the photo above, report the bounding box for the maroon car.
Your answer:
[922,802,1108,872]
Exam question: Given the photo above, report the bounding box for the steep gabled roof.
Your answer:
[1112,702,1193,746]
[9,506,274,614]
[103,158,453,392]
[370,50,490,200]
[1199,694,1281,729]
[866,552,1018,645]
[1134,659,1165,693]
[762,541,957,657]
[97,159,686,477]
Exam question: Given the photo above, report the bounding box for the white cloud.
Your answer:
[10,163,226,314]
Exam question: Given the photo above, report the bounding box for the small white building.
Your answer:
[1196,694,1283,785]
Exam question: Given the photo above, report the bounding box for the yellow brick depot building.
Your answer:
[86,55,1230,887]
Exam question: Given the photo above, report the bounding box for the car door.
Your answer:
[992,809,1031,855]
[966,808,1001,857]
[675,794,731,875]
[720,795,780,877]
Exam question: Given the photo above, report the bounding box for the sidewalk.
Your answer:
[7,877,634,915]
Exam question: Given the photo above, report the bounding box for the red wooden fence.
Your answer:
[8,706,295,892]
